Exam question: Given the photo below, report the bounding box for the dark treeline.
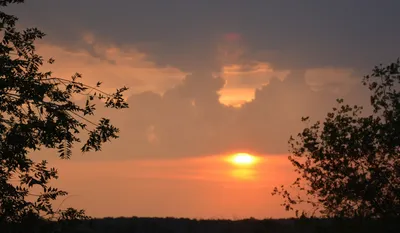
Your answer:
[11,217,399,233]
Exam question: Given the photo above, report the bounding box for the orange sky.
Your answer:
[7,0,400,220]
[0,12,379,222]
[26,38,371,220]
[48,154,297,219]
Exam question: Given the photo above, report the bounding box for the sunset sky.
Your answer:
[8,0,400,219]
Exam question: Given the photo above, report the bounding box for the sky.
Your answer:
[7,0,400,219]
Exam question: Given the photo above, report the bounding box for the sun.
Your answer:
[229,153,258,166]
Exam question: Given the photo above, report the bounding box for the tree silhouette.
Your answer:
[0,0,128,230]
[273,59,400,218]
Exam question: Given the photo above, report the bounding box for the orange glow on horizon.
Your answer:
[42,154,297,219]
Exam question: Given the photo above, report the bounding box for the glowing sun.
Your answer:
[229,153,258,166]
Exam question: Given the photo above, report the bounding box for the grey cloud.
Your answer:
[9,0,400,74]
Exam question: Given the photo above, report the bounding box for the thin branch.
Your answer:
[66,110,98,127]
[42,77,112,97]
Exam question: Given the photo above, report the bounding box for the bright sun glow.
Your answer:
[230,153,257,166]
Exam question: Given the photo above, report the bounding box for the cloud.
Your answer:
[37,40,188,95]
[305,68,359,95]
[10,0,400,74]
[60,69,371,160]
[9,1,383,160]
[28,48,372,161]
[215,62,291,106]
[28,41,373,160]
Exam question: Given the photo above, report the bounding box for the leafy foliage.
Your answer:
[273,59,400,218]
[0,0,128,229]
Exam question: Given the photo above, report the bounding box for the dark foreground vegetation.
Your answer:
[5,217,400,233]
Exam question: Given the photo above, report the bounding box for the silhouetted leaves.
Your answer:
[273,59,400,218]
[0,0,128,231]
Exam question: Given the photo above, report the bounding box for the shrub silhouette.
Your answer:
[0,0,128,231]
[273,59,400,218]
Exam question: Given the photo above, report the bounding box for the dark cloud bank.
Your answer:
[12,0,400,72]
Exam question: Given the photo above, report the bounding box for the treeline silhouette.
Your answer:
[20,217,398,233]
